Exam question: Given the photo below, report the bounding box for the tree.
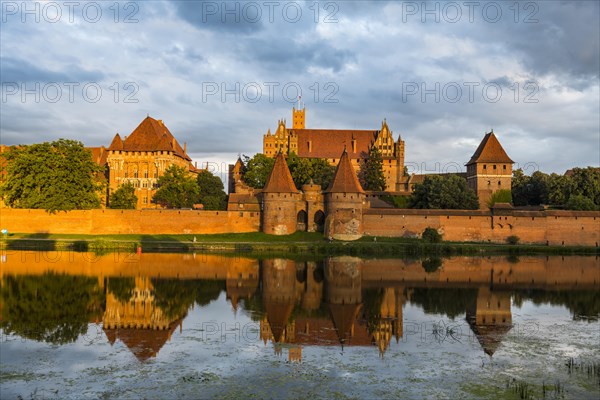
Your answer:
[109,183,137,209]
[0,139,104,213]
[487,189,512,208]
[196,170,227,210]
[153,165,199,208]
[358,146,386,191]
[287,154,335,190]
[565,194,597,211]
[569,167,600,206]
[241,153,275,189]
[409,175,479,209]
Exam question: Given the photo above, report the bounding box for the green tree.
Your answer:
[0,139,104,213]
[511,169,550,206]
[569,167,600,206]
[548,173,574,206]
[153,165,200,208]
[565,194,598,211]
[287,153,336,190]
[409,175,479,209]
[196,170,227,210]
[109,183,137,209]
[358,146,386,191]
[241,153,275,189]
[487,189,513,208]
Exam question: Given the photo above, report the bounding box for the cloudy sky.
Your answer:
[1,1,598,180]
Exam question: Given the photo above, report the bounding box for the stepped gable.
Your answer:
[291,129,378,158]
[466,131,514,165]
[326,149,365,193]
[111,116,191,161]
[262,152,299,193]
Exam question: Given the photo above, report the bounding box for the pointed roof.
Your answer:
[466,131,514,165]
[110,116,191,161]
[108,133,124,151]
[326,150,365,193]
[262,152,299,193]
[467,322,513,356]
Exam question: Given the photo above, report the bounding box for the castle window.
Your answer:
[124,171,128,178]
[493,165,497,170]
[143,197,148,204]
[498,181,501,186]
[134,171,138,178]
[483,165,487,170]
[503,164,507,170]
[144,170,148,178]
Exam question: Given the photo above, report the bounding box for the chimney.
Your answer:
[195,161,197,169]
[184,142,187,153]
[171,137,175,149]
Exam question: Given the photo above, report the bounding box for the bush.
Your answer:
[422,227,442,243]
[506,235,520,245]
[565,194,597,211]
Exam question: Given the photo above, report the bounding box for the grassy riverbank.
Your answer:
[0,232,598,257]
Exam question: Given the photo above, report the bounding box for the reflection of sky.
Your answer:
[2,293,599,399]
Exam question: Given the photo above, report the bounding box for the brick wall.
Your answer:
[364,209,600,246]
[0,209,260,235]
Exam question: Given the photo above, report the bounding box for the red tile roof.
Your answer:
[467,132,514,165]
[326,150,365,193]
[87,146,108,166]
[292,129,378,158]
[262,152,299,193]
[108,116,191,161]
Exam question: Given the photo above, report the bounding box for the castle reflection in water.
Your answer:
[0,252,598,362]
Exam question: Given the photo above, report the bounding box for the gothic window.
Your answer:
[144,170,148,178]
[124,171,128,178]
[143,197,148,204]
[134,171,138,178]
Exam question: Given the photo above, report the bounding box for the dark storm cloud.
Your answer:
[173,1,265,34]
[1,57,104,83]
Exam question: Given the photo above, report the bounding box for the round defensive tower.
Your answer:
[324,149,366,241]
[261,152,301,235]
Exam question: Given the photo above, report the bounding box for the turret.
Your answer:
[261,152,301,235]
[324,149,365,240]
[466,131,514,209]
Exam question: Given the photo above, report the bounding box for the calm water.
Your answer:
[0,251,598,399]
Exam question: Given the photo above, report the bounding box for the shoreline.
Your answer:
[1,232,598,257]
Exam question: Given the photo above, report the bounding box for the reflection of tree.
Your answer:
[107,277,135,302]
[0,273,104,344]
[150,278,225,318]
[409,288,478,319]
[512,290,600,321]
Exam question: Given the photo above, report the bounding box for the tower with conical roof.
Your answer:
[466,131,514,209]
[324,149,366,240]
[261,152,301,235]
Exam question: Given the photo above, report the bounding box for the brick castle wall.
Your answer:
[363,209,599,246]
[0,209,260,235]
[0,208,598,246]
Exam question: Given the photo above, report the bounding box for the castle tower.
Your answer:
[228,156,245,194]
[292,106,305,129]
[261,152,301,235]
[466,131,514,209]
[324,149,366,241]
